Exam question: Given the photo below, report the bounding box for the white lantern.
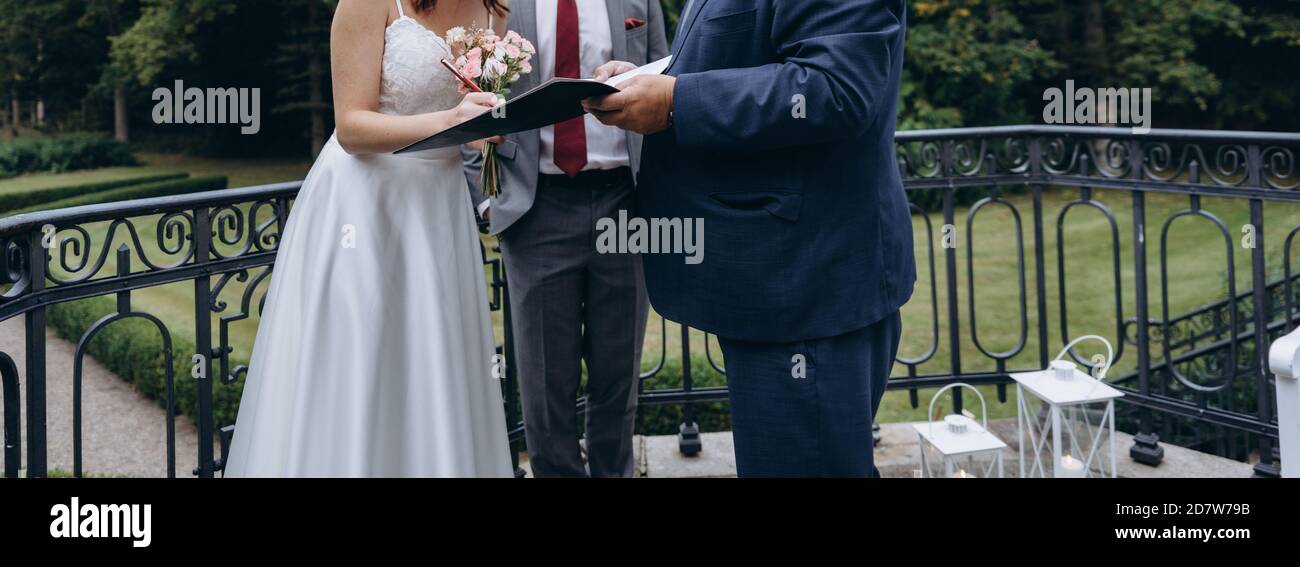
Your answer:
[913,383,1007,478]
[1011,335,1123,478]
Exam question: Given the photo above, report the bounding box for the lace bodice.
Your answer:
[380,16,461,116]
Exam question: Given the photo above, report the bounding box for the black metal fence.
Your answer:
[0,125,1295,478]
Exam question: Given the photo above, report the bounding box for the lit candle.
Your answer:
[1057,453,1086,478]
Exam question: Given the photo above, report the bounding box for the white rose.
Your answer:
[445,26,467,45]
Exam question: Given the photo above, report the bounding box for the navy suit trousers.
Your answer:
[717,311,902,478]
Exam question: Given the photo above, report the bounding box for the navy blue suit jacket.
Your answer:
[638,0,916,342]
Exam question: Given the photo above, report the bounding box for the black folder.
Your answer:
[394,78,619,153]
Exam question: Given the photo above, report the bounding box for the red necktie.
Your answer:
[553,0,587,177]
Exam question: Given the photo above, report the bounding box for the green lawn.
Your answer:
[0,152,312,194]
[7,155,1300,426]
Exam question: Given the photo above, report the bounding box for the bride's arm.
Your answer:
[331,0,497,155]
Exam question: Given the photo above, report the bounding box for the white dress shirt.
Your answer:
[535,0,630,175]
[479,2,630,217]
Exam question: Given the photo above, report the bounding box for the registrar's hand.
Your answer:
[583,75,676,135]
[592,60,638,83]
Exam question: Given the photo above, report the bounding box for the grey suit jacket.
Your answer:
[463,0,669,236]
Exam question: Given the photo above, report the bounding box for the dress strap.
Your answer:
[395,0,406,19]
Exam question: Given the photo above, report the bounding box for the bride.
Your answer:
[223,0,513,477]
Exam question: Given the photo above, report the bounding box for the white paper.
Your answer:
[604,56,672,87]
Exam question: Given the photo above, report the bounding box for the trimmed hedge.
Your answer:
[8,175,227,215]
[0,173,189,213]
[47,296,248,427]
[26,167,717,438]
[46,297,729,437]
[0,134,139,178]
[636,357,732,435]
[46,292,731,438]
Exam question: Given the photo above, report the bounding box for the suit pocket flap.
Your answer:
[701,8,757,36]
[709,190,802,222]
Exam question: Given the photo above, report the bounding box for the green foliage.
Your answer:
[0,134,139,178]
[7,174,226,215]
[7,0,1298,156]
[0,172,186,213]
[659,0,687,40]
[635,357,732,435]
[903,0,1063,129]
[109,0,236,86]
[1105,0,1246,111]
[46,295,248,429]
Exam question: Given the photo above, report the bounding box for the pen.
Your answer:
[441,59,484,93]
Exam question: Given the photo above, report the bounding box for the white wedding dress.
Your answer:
[223,3,512,477]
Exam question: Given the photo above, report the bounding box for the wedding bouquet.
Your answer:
[446,26,536,198]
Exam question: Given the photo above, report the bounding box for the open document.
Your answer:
[395,57,672,153]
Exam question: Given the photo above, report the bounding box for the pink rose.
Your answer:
[461,57,482,79]
[506,44,521,59]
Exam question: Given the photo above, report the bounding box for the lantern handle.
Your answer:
[927,382,987,439]
[1053,334,1114,380]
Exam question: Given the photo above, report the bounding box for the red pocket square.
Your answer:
[625,17,646,30]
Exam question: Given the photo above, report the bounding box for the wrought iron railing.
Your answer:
[0,125,1295,477]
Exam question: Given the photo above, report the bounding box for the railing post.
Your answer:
[1029,138,1049,368]
[1123,138,1164,466]
[192,207,215,477]
[1250,199,1280,476]
[2,353,19,478]
[1129,190,1164,465]
[24,232,47,477]
[497,251,527,478]
[941,140,962,412]
[678,324,701,456]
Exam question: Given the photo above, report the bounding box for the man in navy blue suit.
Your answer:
[584,0,915,477]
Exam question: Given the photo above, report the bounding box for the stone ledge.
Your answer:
[628,419,1254,478]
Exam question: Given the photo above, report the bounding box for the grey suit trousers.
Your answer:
[499,172,649,477]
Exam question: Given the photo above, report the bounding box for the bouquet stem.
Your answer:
[481,141,500,198]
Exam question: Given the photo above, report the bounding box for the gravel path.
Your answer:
[0,317,201,477]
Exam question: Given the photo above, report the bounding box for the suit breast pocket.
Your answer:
[625,24,649,63]
[699,8,757,38]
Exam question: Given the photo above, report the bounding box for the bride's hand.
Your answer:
[450,92,501,127]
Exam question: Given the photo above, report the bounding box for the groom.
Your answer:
[465,0,669,477]
[585,0,915,477]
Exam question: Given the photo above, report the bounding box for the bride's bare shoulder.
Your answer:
[333,0,397,26]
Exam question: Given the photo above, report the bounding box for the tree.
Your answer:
[903,0,1061,129]
[274,0,334,157]
[109,0,234,87]
[81,0,142,141]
